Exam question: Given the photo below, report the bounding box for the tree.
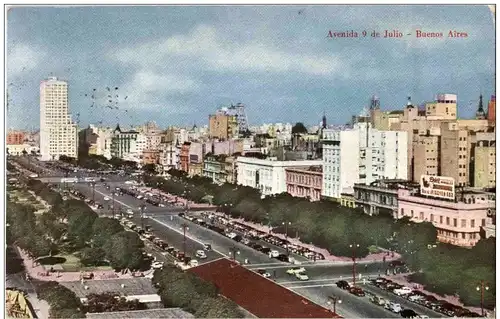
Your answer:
[142,163,157,175]
[291,122,308,134]
[80,247,106,266]
[91,217,123,247]
[104,231,145,271]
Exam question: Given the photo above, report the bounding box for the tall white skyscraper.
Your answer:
[39,77,78,161]
[322,122,408,199]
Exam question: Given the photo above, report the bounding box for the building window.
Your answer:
[400,208,404,216]
[440,216,443,224]
[462,233,466,239]
[471,219,475,228]
[420,212,424,220]
[482,219,486,227]
[430,214,434,222]
[411,210,414,218]
[453,218,457,227]
[446,217,450,225]
[461,219,466,228]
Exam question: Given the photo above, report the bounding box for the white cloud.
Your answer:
[118,70,199,110]
[112,24,344,76]
[7,44,44,77]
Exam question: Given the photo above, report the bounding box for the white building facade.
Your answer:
[39,77,78,161]
[236,157,323,196]
[322,122,408,199]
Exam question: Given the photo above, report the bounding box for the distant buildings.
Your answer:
[110,125,145,162]
[79,125,113,159]
[473,132,496,188]
[321,122,408,199]
[487,95,496,125]
[39,77,78,161]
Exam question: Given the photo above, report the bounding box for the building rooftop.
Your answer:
[86,308,194,319]
[59,278,157,298]
[188,258,340,318]
[285,165,323,173]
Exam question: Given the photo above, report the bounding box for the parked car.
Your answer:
[349,287,366,297]
[385,302,402,313]
[151,261,164,269]
[400,309,418,318]
[196,250,207,259]
[336,280,351,290]
[394,286,413,296]
[269,250,280,258]
[203,243,212,251]
[277,254,289,262]
[369,295,386,306]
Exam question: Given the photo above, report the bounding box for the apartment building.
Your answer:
[440,122,471,187]
[285,166,323,201]
[236,157,322,196]
[6,130,25,145]
[474,132,496,188]
[110,125,145,161]
[209,113,238,140]
[321,122,408,199]
[39,77,78,161]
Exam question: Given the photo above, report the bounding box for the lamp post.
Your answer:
[476,280,490,316]
[140,204,146,229]
[90,182,96,202]
[282,221,291,257]
[349,242,360,287]
[327,295,342,315]
[181,223,189,264]
[229,246,240,261]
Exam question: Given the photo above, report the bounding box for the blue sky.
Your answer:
[6,5,495,130]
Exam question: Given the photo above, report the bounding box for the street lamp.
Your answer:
[476,280,490,316]
[90,182,96,202]
[282,221,291,257]
[181,223,189,264]
[327,295,342,315]
[349,243,360,287]
[140,204,147,228]
[229,246,240,261]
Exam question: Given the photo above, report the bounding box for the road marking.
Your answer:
[279,277,347,285]
[285,283,341,289]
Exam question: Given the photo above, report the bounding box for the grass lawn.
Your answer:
[46,253,112,272]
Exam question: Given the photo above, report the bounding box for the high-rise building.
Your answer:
[425,93,457,120]
[473,132,496,188]
[440,122,471,187]
[39,77,78,161]
[321,122,408,199]
[209,109,239,140]
[6,130,25,145]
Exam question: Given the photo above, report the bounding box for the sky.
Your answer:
[6,5,495,130]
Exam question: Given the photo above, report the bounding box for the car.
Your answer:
[126,209,134,215]
[400,309,418,318]
[336,280,351,290]
[386,302,402,313]
[256,269,271,278]
[369,295,386,306]
[277,254,289,262]
[269,250,280,258]
[196,250,207,259]
[394,286,413,296]
[203,244,212,251]
[295,273,309,281]
[189,259,199,267]
[103,197,110,201]
[286,267,306,275]
[349,287,366,297]
[151,261,164,269]
[260,247,271,254]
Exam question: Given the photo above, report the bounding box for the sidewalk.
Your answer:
[383,273,484,315]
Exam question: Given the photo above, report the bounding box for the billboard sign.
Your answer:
[420,175,455,200]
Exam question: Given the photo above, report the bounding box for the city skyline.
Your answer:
[7,5,495,130]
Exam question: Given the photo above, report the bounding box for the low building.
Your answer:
[354,179,416,217]
[6,130,25,145]
[339,192,357,209]
[397,188,495,247]
[180,142,190,172]
[285,166,322,201]
[236,157,322,196]
[188,162,203,177]
[203,154,227,184]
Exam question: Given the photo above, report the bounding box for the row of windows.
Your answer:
[437,229,477,240]
[400,209,486,228]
